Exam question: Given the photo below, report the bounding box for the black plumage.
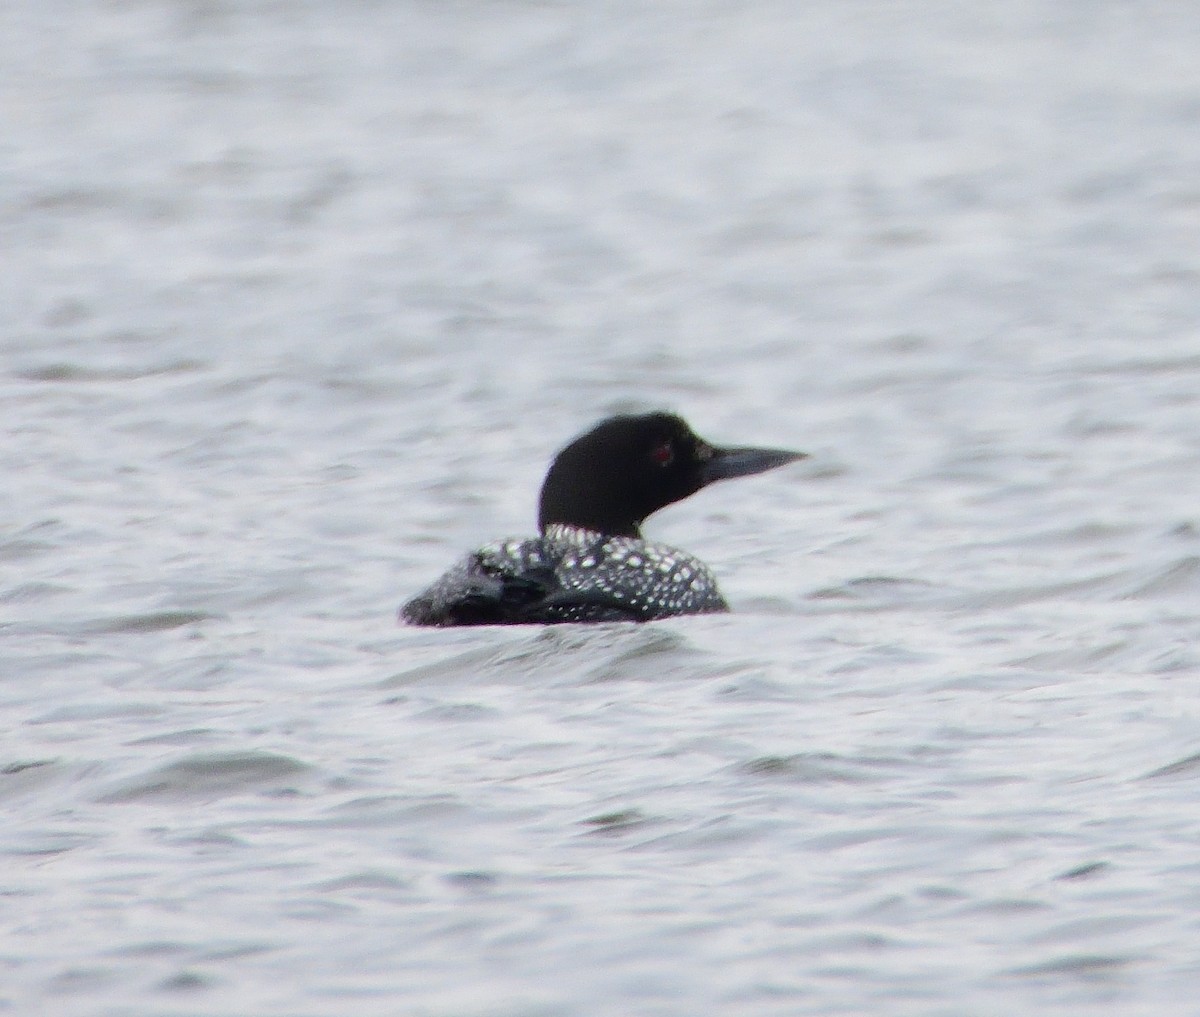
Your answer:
[401,413,804,627]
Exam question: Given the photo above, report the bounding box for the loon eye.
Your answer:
[651,441,674,467]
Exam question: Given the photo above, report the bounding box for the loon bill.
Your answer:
[401,412,805,627]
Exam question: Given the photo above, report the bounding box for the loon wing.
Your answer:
[400,553,651,626]
[401,560,559,627]
[526,588,649,624]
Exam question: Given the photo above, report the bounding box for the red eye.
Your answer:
[651,441,674,466]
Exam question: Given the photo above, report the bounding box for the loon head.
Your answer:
[537,412,806,539]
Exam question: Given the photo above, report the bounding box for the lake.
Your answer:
[4,1,1200,1014]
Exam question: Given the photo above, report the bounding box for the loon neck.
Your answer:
[537,487,648,539]
[541,521,642,543]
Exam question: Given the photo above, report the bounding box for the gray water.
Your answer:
[5,1,1200,1014]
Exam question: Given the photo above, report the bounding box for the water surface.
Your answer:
[4,1,1200,1014]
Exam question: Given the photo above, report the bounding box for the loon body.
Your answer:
[401,413,804,627]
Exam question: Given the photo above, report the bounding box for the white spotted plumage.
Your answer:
[400,411,803,626]
[460,523,728,622]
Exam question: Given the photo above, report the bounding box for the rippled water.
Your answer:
[5,1,1200,1014]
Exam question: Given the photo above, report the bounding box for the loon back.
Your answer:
[401,412,805,627]
[401,524,730,626]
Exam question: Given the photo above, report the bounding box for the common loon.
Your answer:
[400,412,805,626]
